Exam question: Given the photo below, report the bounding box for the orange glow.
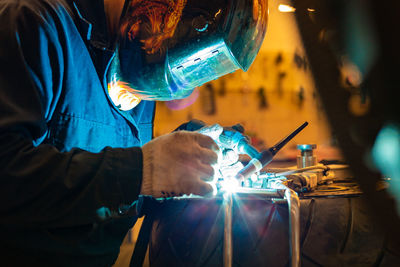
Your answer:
[253,0,259,20]
[108,80,141,111]
[120,0,187,54]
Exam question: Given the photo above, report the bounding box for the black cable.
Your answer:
[130,214,154,267]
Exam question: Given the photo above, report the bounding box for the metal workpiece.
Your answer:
[222,189,284,267]
[222,189,283,267]
[223,193,233,267]
[222,123,307,267]
[297,144,317,168]
[284,187,301,267]
[148,163,385,266]
[221,188,286,267]
[221,187,299,267]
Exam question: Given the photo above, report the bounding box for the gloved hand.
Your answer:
[140,131,220,198]
[197,123,246,177]
[175,119,251,178]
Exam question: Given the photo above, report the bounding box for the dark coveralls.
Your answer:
[0,0,155,265]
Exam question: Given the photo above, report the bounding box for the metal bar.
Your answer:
[223,193,233,267]
[284,187,301,267]
[171,188,285,200]
[234,188,285,198]
[175,188,287,267]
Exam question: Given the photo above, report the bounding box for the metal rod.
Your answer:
[223,193,233,267]
[284,187,301,267]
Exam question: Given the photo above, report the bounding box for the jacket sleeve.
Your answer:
[0,2,143,228]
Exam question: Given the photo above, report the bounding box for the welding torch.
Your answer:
[235,122,309,181]
[192,120,308,181]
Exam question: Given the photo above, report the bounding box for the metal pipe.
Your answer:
[284,187,301,267]
[223,193,233,267]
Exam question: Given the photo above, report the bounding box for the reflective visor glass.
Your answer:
[168,39,240,98]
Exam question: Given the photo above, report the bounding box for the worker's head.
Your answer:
[109,0,268,108]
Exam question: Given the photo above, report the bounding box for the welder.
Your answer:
[0,0,267,265]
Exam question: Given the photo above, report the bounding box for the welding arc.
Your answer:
[235,121,309,181]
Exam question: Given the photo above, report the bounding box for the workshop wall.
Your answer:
[154,0,337,160]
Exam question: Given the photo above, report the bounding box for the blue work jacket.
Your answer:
[0,0,155,265]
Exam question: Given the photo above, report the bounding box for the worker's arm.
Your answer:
[0,1,143,228]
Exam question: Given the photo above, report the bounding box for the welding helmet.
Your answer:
[114,0,268,101]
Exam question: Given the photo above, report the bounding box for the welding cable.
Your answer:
[266,164,350,173]
[270,165,328,177]
[269,164,350,178]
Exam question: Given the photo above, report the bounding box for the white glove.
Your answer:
[197,124,243,177]
[140,131,220,198]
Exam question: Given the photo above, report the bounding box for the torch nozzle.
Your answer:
[235,122,309,181]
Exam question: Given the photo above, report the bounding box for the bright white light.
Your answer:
[220,177,240,193]
[251,173,258,182]
[208,181,218,196]
[278,4,296,12]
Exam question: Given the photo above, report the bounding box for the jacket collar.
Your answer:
[68,0,112,49]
